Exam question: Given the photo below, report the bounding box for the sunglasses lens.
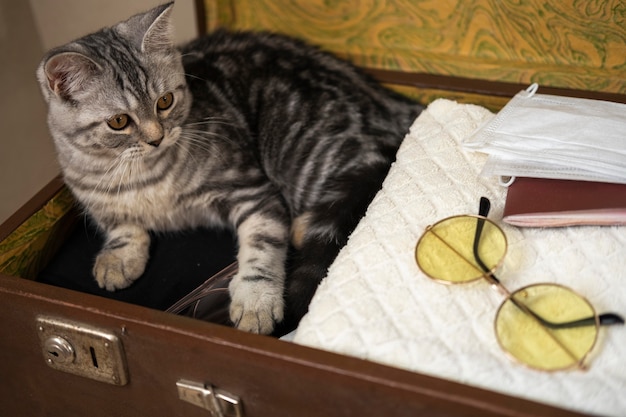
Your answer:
[495,284,598,371]
[415,215,506,283]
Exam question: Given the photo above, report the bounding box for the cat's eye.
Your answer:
[107,114,130,130]
[156,92,174,111]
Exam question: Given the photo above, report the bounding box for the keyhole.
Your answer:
[90,347,99,368]
[48,350,59,357]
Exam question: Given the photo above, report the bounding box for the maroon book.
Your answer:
[502,177,626,227]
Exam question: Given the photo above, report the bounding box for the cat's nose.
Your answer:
[143,120,164,147]
[147,136,164,147]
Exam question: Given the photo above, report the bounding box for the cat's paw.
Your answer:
[93,249,147,291]
[229,281,284,334]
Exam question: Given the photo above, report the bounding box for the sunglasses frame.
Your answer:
[414,198,621,371]
[494,282,599,371]
[416,214,507,286]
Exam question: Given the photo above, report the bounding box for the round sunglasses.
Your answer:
[415,197,623,371]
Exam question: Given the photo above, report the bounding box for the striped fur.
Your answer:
[37,3,421,335]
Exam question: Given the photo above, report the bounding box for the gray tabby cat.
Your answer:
[37,2,421,335]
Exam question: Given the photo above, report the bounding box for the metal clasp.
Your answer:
[36,316,128,386]
[176,379,243,417]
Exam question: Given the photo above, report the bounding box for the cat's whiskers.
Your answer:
[184,116,234,127]
[183,128,234,144]
[177,71,207,83]
[173,140,200,165]
[108,150,149,223]
[101,153,132,199]
[82,152,127,211]
[183,119,237,143]
[93,148,143,197]
[178,131,226,163]
[116,158,132,198]
[175,68,210,78]
[129,149,149,189]
[79,161,122,221]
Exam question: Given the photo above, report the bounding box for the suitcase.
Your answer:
[2,1,624,415]
[1,178,589,417]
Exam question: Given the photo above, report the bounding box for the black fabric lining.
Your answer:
[38,216,237,311]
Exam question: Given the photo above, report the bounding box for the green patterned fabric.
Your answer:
[203,0,626,93]
[0,187,75,279]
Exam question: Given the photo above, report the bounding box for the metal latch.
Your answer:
[36,316,128,386]
[177,379,243,417]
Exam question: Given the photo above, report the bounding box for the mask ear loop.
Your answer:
[499,176,515,187]
[525,83,539,97]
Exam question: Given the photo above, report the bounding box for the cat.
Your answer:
[36,2,422,335]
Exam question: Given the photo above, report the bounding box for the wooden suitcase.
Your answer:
[0,177,591,417]
[1,1,624,415]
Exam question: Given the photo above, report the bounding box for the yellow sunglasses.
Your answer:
[415,197,624,371]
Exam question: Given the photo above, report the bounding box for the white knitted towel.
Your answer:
[293,99,626,416]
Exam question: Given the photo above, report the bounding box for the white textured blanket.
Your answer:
[293,99,626,416]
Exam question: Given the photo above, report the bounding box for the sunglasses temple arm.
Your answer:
[478,196,491,217]
[473,197,502,287]
[554,313,625,329]
[473,199,569,329]
[472,198,624,330]
[600,313,625,326]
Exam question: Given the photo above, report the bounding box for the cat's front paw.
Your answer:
[229,280,284,334]
[93,249,147,291]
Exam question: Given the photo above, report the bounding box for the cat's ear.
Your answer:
[141,2,175,53]
[118,2,175,53]
[38,52,102,101]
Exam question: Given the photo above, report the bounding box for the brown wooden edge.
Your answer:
[366,68,626,103]
[194,0,208,35]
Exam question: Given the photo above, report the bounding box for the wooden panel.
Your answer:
[0,176,75,279]
[201,0,626,93]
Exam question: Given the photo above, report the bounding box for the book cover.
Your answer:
[502,177,626,227]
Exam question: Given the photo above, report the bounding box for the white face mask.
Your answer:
[464,84,626,184]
